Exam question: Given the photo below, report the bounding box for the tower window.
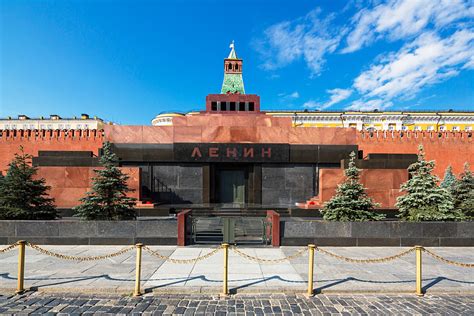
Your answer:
[228,63,232,71]
[235,64,239,71]
[239,102,245,111]
[211,102,217,111]
[230,102,236,111]
[221,102,227,111]
[248,102,255,111]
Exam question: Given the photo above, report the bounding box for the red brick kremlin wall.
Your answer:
[0,129,103,172]
[0,129,139,208]
[357,130,474,177]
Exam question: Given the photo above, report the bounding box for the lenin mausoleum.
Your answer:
[1,44,473,220]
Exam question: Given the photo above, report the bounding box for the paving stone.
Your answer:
[0,292,474,315]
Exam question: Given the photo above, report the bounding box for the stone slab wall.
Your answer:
[152,164,203,204]
[0,220,177,245]
[281,221,474,246]
[36,167,140,208]
[262,164,315,206]
[317,168,408,208]
[1,220,471,246]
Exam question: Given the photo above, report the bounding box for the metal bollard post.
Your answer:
[16,240,26,294]
[307,244,316,297]
[133,243,143,297]
[221,243,229,297]
[415,245,424,296]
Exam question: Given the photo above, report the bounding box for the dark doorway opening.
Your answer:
[218,169,246,204]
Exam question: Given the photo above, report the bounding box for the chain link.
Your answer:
[0,242,19,253]
[143,246,221,264]
[231,246,308,263]
[423,248,474,268]
[26,242,134,261]
[316,247,416,263]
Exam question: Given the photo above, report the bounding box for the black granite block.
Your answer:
[0,221,15,236]
[356,238,400,246]
[142,144,174,161]
[313,237,357,246]
[439,238,474,246]
[58,221,98,237]
[318,145,357,163]
[178,165,202,189]
[351,222,395,238]
[282,221,315,238]
[313,222,351,237]
[456,222,474,238]
[97,221,136,237]
[422,222,457,237]
[134,237,177,245]
[136,220,177,237]
[289,146,318,163]
[111,143,144,161]
[281,238,315,246]
[153,165,178,188]
[38,151,93,157]
[390,222,424,238]
[33,237,91,245]
[89,238,135,245]
[400,238,440,247]
[16,222,59,237]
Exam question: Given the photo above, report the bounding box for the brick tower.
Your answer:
[221,41,245,94]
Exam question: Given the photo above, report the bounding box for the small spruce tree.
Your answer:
[0,147,57,220]
[451,163,474,218]
[440,165,456,192]
[74,142,137,220]
[321,151,384,221]
[396,145,464,221]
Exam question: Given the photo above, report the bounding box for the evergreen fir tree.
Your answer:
[74,141,137,220]
[451,163,474,218]
[440,165,456,192]
[396,145,464,221]
[0,147,57,220]
[321,151,384,221]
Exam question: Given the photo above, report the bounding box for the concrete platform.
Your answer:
[0,246,472,295]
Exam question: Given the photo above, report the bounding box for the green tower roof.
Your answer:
[221,41,245,94]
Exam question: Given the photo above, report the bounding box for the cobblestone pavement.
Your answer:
[0,292,473,315]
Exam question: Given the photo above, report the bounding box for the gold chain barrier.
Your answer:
[423,248,474,268]
[230,246,308,263]
[3,240,474,297]
[316,247,416,263]
[26,242,135,261]
[0,242,19,253]
[142,245,221,264]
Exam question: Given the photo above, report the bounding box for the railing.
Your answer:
[1,241,473,297]
[178,209,280,246]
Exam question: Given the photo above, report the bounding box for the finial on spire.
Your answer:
[228,40,237,59]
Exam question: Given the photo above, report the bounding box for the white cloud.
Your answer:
[346,99,393,111]
[353,29,474,100]
[278,91,300,99]
[304,88,352,109]
[255,8,343,76]
[342,0,473,53]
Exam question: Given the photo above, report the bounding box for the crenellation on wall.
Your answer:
[0,129,105,141]
[359,130,473,141]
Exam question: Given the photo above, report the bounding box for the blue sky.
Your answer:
[1,0,473,125]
